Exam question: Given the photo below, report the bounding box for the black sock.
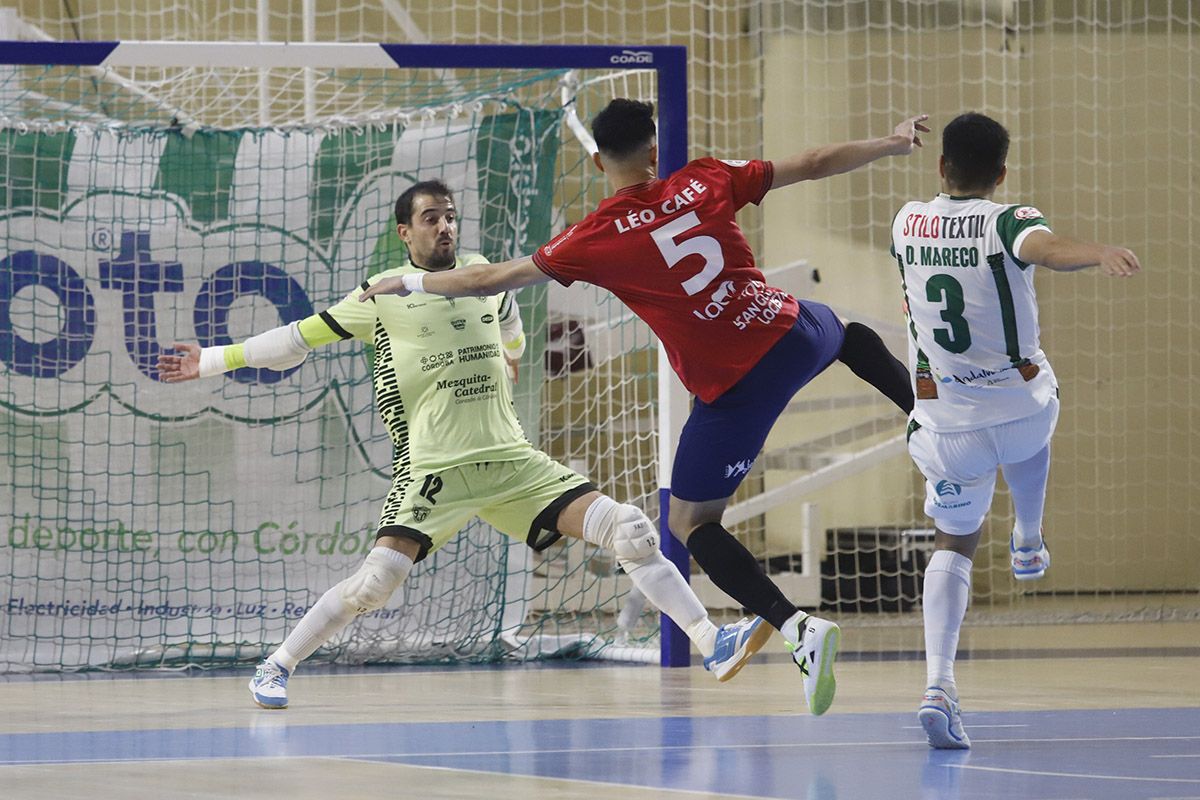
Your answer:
[838,321,914,415]
[687,522,798,631]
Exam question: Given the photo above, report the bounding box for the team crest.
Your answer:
[1014,206,1042,220]
[934,480,962,497]
[411,505,431,522]
[450,318,466,331]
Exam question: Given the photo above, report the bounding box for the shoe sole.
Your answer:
[713,620,775,683]
[1012,568,1046,582]
[249,680,288,710]
[918,705,970,749]
[807,624,840,716]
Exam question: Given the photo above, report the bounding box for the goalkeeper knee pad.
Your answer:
[338,546,413,614]
[582,496,660,564]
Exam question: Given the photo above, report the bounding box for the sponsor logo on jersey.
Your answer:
[934,480,962,497]
[420,351,455,372]
[411,506,431,523]
[450,318,466,331]
[724,458,754,479]
[610,49,653,65]
[481,314,494,324]
[406,302,426,309]
[1014,206,1042,221]
[719,159,750,167]
[692,279,738,321]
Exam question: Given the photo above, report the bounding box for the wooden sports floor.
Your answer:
[2,620,1198,800]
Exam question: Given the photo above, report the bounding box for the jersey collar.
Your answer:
[939,192,986,201]
[613,178,660,197]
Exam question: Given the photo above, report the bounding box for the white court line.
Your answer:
[1152,755,1200,759]
[331,759,774,800]
[901,724,1029,730]
[951,764,1200,785]
[4,734,1200,768]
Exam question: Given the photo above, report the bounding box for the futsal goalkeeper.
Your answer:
[157,180,770,709]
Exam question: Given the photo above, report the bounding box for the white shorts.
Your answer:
[907,396,1060,534]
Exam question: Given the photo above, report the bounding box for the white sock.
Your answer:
[622,550,716,658]
[781,610,811,648]
[923,548,972,697]
[271,547,414,671]
[1002,445,1050,549]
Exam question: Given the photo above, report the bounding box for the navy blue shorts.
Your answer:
[671,301,845,502]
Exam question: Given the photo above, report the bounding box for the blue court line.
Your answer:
[2,708,1198,800]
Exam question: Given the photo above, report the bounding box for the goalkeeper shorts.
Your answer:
[376,448,594,561]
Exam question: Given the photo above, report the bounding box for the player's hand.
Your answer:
[157,343,201,383]
[1098,246,1141,277]
[891,114,930,155]
[358,277,411,301]
[505,355,520,385]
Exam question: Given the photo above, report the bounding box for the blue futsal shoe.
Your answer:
[249,660,290,709]
[703,616,772,682]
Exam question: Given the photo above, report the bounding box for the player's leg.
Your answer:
[909,424,999,748]
[479,456,766,683]
[999,396,1060,580]
[667,308,846,713]
[249,469,472,709]
[836,320,915,414]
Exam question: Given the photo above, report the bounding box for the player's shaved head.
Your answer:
[942,113,1009,193]
[395,179,454,226]
[592,99,656,161]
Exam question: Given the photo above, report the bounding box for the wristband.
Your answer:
[402,272,426,294]
[197,346,228,378]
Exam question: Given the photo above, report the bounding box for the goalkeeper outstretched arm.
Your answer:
[359,256,548,300]
[156,314,348,383]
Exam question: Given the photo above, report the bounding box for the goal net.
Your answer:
[0,42,668,672]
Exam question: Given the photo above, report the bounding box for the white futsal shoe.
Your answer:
[787,615,841,716]
[703,616,772,682]
[249,660,290,709]
[1010,533,1051,581]
[919,686,971,749]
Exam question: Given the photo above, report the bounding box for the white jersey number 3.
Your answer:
[650,211,724,295]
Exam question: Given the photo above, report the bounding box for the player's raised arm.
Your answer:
[358,255,548,301]
[156,320,315,383]
[157,291,377,383]
[1016,230,1142,277]
[770,114,930,189]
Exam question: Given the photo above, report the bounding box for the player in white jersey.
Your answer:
[157,181,773,709]
[890,113,1140,748]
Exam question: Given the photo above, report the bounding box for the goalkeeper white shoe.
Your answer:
[1010,533,1050,581]
[249,660,290,709]
[919,687,971,749]
[787,615,841,716]
[702,616,772,682]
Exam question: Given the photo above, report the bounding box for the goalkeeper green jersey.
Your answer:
[299,254,530,476]
[890,194,1058,432]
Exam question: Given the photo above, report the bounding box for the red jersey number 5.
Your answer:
[650,211,725,296]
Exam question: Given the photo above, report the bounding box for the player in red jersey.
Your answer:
[362,100,927,715]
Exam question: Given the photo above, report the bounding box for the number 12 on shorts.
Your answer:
[419,474,443,505]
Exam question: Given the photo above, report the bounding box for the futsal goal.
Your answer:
[0,40,689,672]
